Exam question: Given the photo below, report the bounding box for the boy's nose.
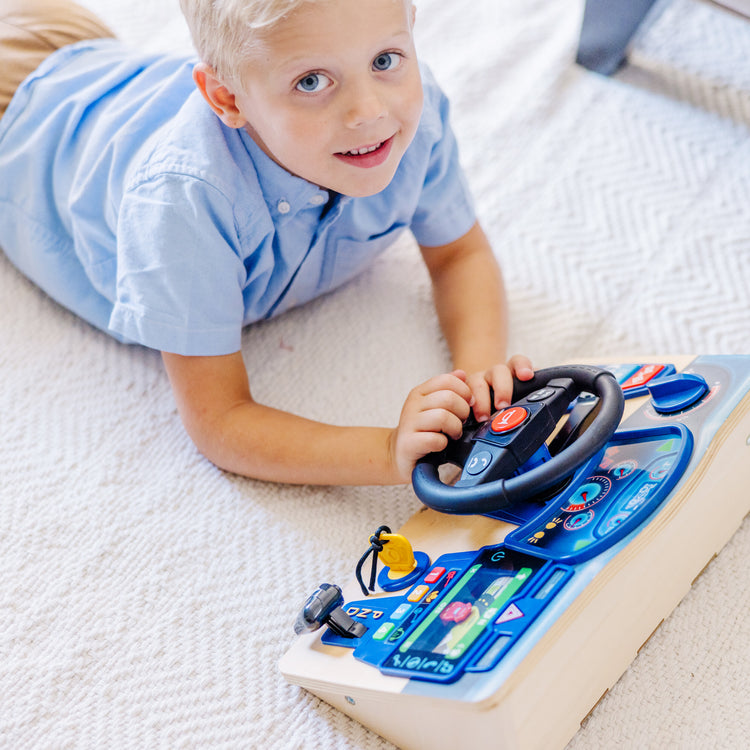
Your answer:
[343,83,387,128]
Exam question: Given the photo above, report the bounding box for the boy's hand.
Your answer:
[465,354,535,423]
[390,370,474,482]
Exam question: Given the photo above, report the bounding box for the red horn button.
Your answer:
[490,406,529,433]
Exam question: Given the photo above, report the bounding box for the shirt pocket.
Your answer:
[321,225,407,291]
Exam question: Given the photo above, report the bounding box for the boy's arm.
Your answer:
[161,351,473,485]
[420,221,533,421]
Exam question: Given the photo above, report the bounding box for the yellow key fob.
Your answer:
[378,533,417,577]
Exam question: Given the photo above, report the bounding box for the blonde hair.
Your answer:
[180,0,315,85]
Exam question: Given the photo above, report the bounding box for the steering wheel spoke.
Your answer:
[455,444,517,487]
[413,366,624,515]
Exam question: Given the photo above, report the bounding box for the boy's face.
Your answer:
[212,0,423,197]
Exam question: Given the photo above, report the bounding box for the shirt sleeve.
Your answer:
[409,69,477,248]
[108,173,247,355]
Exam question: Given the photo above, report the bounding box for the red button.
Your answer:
[622,364,664,390]
[491,406,528,433]
[424,567,445,584]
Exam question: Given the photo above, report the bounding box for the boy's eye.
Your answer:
[372,52,401,72]
[295,72,332,93]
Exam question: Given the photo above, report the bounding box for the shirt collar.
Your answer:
[239,128,332,221]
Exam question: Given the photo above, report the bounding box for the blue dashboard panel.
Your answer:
[321,357,750,687]
[325,547,571,684]
[504,425,693,564]
[324,426,690,683]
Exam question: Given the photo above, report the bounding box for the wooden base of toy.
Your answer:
[280,356,750,749]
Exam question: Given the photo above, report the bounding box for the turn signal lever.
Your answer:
[293,583,367,639]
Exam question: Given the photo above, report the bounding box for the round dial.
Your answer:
[565,475,611,512]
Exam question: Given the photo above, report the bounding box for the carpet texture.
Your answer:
[1,0,748,747]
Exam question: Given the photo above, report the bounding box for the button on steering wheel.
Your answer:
[411,365,624,515]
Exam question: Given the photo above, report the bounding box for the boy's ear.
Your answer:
[193,62,247,129]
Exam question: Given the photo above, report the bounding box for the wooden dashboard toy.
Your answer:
[281,356,750,749]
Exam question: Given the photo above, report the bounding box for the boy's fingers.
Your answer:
[489,364,515,410]
[410,431,449,460]
[491,357,535,409]
[418,389,472,422]
[508,354,534,380]
[414,408,465,441]
[466,371,492,421]
[417,371,473,402]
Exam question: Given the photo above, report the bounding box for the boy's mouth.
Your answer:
[342,142,383,156]
[334,136,394,168]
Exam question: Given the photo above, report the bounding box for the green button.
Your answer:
[373,622,396,641]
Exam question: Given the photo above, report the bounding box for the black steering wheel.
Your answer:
[411,365,624,515]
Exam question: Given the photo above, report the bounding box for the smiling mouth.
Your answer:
[334,136,394,168]
[342,142,385,156]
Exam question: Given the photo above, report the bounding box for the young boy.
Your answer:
[0,0,533,486]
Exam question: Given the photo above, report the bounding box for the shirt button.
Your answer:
[309,194,326,206]
[277,199,291,214]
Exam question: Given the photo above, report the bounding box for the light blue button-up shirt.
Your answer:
[0,39,475,355]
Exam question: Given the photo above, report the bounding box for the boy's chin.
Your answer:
[329,168,400,198]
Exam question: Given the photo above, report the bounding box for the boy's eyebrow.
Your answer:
[271,28,414,75]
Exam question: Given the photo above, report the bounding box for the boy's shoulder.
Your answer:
[414,62,455,144]
[127,90,256,193]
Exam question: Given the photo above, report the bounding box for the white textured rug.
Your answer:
[1,0,749,747]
